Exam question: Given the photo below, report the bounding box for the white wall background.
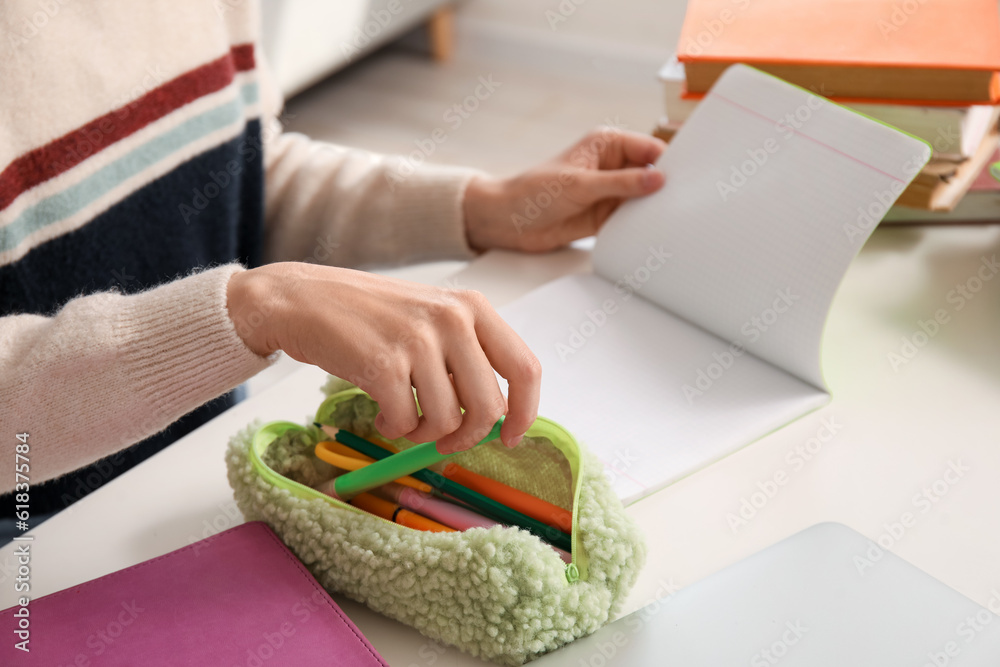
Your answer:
[456,0,689,59]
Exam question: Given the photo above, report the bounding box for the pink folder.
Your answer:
[0,522,387,666]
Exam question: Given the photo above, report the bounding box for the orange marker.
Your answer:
[350,492,456,533]
[441,463,573,534]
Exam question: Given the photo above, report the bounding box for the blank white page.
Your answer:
[593,65,931,389]
[499,273,828,503]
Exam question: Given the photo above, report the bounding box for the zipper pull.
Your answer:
[565,562,579,583]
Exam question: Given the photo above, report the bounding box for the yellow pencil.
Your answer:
[314,441,433,494]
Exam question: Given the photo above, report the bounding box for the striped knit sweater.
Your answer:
[0,1,478,504]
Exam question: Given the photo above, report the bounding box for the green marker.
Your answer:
[328,418,504,501]
[331,427,573,553]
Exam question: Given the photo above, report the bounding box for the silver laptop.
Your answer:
[535,523,1000,665]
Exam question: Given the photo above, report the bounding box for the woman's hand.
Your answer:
[463,128,667,253]
[227,263,540,453]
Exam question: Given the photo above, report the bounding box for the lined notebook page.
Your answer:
[499,273,828,503]
[499,65,929,503]
[593,65,931,389]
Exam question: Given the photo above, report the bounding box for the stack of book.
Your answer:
[657,0,1000,223]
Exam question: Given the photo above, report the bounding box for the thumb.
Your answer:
[574,165,665,202]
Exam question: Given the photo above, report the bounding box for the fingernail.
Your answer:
[642,166,655,189]
[508,433,525,448]
[643,164,660,189]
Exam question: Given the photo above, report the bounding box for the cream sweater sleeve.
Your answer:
[0,265,274,492]
[263,129,479,268]
[255,53,481,268]
[0,51,479,492]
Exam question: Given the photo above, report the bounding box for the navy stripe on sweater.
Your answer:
[1,119,264,314]
[0,120,265,518]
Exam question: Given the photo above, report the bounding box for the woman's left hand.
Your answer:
[462,127,667,253]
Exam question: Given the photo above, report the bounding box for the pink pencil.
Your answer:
[380,484,572,563]
[381,483,497,530]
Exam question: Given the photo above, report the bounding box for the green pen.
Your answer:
[325,418,505,501]
[329,427,574,553]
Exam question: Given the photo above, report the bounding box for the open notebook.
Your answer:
[499,65,931,504]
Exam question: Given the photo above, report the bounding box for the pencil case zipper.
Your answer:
[248,388,588,583]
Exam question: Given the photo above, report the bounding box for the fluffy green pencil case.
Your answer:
[225,377,646,665]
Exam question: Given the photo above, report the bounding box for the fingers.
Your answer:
[468,295,541,449]
[361,287,539,453]
[404,356,463,445]
[602,129,667,168]
[573,165,665,203]
[561,128,667,203]
[570,128,666,169]
[436,336,508,455]
[370,371,421,440]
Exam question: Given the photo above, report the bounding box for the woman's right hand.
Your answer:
[226,262,541,454]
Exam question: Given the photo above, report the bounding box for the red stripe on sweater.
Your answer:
[231,43,255,72]
[0,43,256,213]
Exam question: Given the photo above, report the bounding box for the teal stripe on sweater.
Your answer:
[0,82,259,254]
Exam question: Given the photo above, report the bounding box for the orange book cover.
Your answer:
[677,0,1000,102]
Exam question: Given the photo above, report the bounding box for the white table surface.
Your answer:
[3,225,1000,665]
